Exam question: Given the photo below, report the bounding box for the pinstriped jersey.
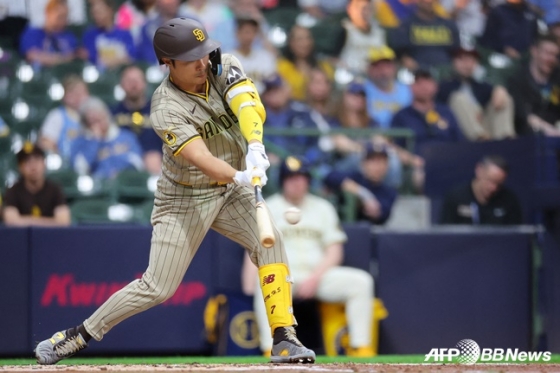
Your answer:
[150,54,250,187]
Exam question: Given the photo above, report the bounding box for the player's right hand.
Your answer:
[233,167,268,188]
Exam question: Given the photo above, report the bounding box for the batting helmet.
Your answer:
[279,156,312,186]
[153,17,221,65]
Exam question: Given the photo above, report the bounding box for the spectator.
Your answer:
[179,0,236,52]
[389,0,460,71]
[81,0,136,70]
[439,0,486,41]
[229,17,277,94]
[391,70,465,153]
[2,142,71,227]
[440,155,523,224]
[228,0,275,54]
[479,0,540,60]
[71,97,144,180]
[112,65,162,175]
[437,46,515,141]
[336,0,387,78]
[261,73,328,168]
[332,81,404,188]
[136,0,187,64]
[363,46,412,129]
[115,0,157,45]
[549,21,560,48]
[374,0,450,28]
[241,155,376,357]
[277,24,334,101]
[325,143,397,224]
[506,34,560,136]
[39,74,90,165]
[19,0,78,67]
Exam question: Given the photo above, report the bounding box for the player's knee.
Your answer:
[348,270,374,297]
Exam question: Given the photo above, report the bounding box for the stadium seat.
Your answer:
[113,169,155,205]
[71,198,136,224]
[135,199,154,224]
[263,7,301,33]
[47,168,83,202]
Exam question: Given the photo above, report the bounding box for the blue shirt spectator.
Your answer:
[479,0,539,59]
[81,0,136,70]
[391,70,465,152]
[325,145,397,224]
[364,46,413,129]
[71,97,143,179]
[389,0,460,70]
[261,74,327,165]
[364,79,412,129]
[82,27,136,67]
[19,0,77,67]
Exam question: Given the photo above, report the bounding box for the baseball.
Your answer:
[284,207,301,225]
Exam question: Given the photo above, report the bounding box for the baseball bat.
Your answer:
[252,177,275,248]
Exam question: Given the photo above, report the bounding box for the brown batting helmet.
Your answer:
[153,17,221,65]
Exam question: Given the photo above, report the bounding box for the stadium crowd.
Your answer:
[0,0,559,226]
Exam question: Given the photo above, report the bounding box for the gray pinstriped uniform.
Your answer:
[83,54,288,341]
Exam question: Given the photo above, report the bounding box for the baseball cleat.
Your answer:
[270,326,316,364]
[35,329,88,365]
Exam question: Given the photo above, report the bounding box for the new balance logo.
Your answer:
[262,274,275,285]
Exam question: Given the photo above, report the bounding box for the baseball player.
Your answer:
[242,156,375,357]
[34,17,315,365]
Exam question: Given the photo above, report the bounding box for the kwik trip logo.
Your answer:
[425,339,551,364]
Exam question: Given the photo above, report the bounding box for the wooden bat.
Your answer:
[252,177,275,248]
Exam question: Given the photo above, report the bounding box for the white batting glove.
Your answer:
[246,143,270,172]
[233,167,268,188]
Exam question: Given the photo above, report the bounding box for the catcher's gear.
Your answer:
[153,17,222,75]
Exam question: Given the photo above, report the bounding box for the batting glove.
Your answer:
[233,167,268,188]
[246,143,270,172]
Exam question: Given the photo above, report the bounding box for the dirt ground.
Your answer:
[1,364,560,373]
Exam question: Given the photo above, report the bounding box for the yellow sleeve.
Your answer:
[375,0,400,28]
[225,79,266,143]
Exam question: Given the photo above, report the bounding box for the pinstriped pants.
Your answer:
[84,181,288,341]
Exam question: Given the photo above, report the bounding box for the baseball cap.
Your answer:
[16,142,45,163]
[368,45,396,64]
[262,73,283,92]
[364,143,388,159]
[279,156,312,184]
[346,80,366,95]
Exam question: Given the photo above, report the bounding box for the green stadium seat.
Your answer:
[113,169,155,205]
[263,7,301,33]
[71,198,136,224]
[47,168,82,202]
[134,199,154,224]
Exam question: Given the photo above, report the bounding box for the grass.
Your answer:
[2,355,560,366]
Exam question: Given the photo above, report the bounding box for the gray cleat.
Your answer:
[271,326,316,364]
[35,330,88,365]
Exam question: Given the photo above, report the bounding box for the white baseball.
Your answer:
[284,207,301,225]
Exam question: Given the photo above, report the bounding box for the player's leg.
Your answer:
[35,185,226,364]
[211,184,315,363]
[315,266,374,356]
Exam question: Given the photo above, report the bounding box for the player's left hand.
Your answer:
[246,143,270,172]
[234,167,268,188]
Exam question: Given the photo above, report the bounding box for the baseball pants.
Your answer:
[83,180,288,341]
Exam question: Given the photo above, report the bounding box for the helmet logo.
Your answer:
[193,29,205,42]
